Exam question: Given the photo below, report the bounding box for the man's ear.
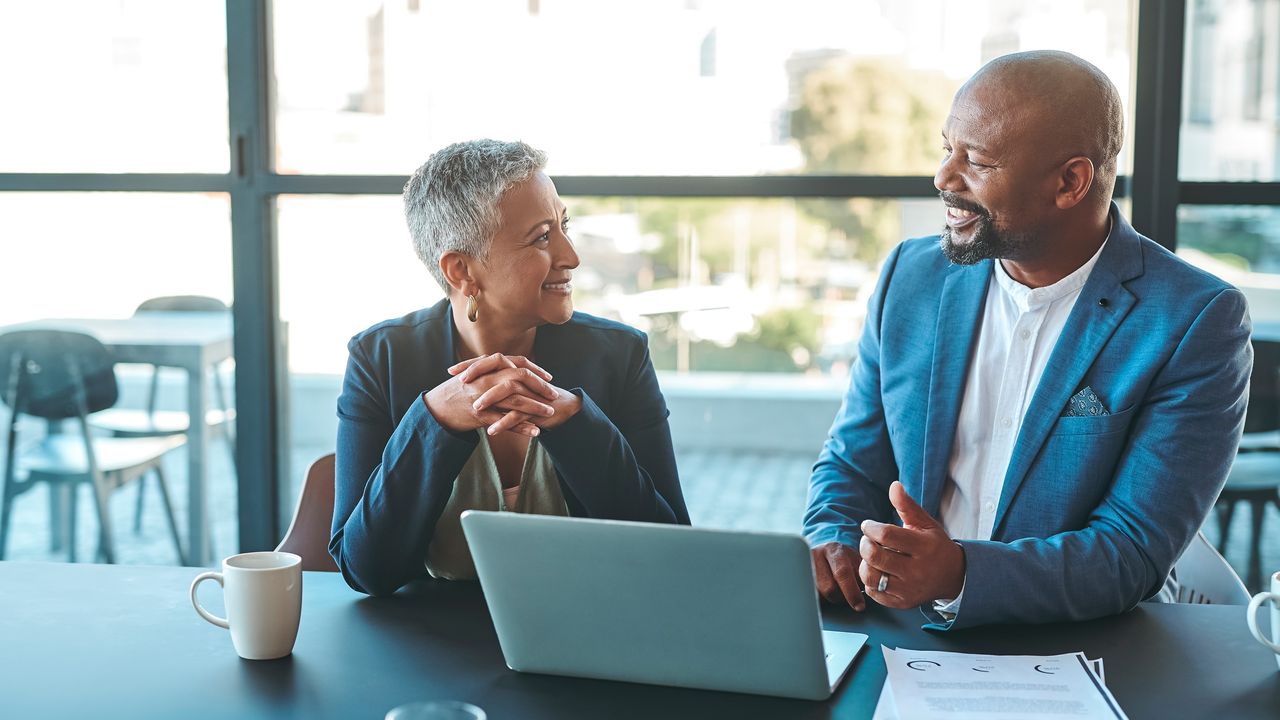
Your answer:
[439,251,479,296]
[1054,156,1095,210]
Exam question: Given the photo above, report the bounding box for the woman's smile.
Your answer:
[542,279,573,295]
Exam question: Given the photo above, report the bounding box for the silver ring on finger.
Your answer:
[877,573,889,593]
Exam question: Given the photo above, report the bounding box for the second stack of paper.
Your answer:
[873,647,1127,720]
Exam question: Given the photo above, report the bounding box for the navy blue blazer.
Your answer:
[330,300,690,595]
[805,205,1252,629]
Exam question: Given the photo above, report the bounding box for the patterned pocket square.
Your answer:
[1064,386,1110,417]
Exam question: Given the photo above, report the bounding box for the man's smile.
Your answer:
[945,206,981,229]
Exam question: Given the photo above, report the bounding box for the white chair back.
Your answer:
[1173,531,1249,605]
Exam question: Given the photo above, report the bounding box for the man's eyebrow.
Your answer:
[941,131,992,156]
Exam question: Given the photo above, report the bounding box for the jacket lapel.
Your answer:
[531,315,574,380]
[921,260,991,516]
[991,208,1145,534]
[435,298,461,381]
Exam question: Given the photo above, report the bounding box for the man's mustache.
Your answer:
[939,191,988,218]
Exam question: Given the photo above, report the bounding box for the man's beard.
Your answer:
[938,193,1032,265]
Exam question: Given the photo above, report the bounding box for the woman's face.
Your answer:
[473,171,579,328]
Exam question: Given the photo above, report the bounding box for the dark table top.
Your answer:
[2,561,1278,719]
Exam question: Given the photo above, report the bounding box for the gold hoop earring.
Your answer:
[465,294,479,323]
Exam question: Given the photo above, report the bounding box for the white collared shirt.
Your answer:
[934,234,1109,614]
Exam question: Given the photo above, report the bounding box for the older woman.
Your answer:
[330,139,690,595]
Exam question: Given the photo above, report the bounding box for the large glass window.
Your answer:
[0,193,236,565]
[1181,0,1280,181]
[0,1,229,173]
[277,193,943,526]
[15,0,1246,566]
[1177,205,1280,321]
[273,0,1138,534]
[1177,205,1280,584]
[277,195,428,498]
[272,0,1136,178]
[0,194,233,325]
[278,194,943,375]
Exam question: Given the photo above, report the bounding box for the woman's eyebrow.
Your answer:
[523,218,554,236]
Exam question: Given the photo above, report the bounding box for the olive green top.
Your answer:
[425,432,568,580]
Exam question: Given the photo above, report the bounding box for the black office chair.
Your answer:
[1215,338,1280,591]
[89,295,235,534]
[0,330,187,564]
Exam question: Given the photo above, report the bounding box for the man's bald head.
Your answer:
[963,50,1124,202]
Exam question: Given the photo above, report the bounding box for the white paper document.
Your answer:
[874,647,1127,720]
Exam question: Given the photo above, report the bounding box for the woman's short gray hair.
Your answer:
[403,139,548,291]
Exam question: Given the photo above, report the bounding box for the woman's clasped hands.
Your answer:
[424,353,581,437]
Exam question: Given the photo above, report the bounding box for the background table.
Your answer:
[2,314,232,564]
[2,561,1278,719]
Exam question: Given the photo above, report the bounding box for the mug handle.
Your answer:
[1247,591,1280,653]
[190,571,230,629]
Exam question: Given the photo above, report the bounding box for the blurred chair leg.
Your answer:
[214,370,235,453]
[223,429,237,471]
[67,484,79,563]
[1247,498,1266,592]
[1215,499,1237,555]
[89,477,115,564]
[1,411,13,560]
[49,483,69,552]
[134,473,146,533]
[0,484,12,561]
[152,466,187,566]
[215,376,237,473]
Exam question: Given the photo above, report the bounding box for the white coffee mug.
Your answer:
[190,551,302,660]
[1247,570,1280,671]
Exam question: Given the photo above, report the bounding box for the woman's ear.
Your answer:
[439,251,479,297]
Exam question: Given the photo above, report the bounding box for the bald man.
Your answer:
[804,51,1252,630]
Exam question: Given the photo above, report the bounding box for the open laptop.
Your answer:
[460,511,866,700]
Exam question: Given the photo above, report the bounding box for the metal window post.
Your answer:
[226,0,289,557]
[1132,0,1187,248]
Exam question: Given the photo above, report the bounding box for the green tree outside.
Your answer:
[790,56,957,264]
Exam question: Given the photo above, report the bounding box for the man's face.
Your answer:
[934,81,1058,265]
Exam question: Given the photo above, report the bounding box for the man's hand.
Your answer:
[811,542,866,611]
[858,481,966,609]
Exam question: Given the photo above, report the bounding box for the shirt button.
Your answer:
[1021,329,1031,340]
[1001,417,1012,428]
[984,501,995,512]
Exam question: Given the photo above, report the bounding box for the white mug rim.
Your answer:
[223,551,301,571]
[386,700,486,720]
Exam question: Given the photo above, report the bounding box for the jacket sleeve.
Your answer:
[929,287,1252,630]
[803,243,905,550]
[537,335,690,525]
[329,337,478,596]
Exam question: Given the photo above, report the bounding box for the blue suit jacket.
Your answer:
[804,206,1252,629]
[330,300,690,596]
